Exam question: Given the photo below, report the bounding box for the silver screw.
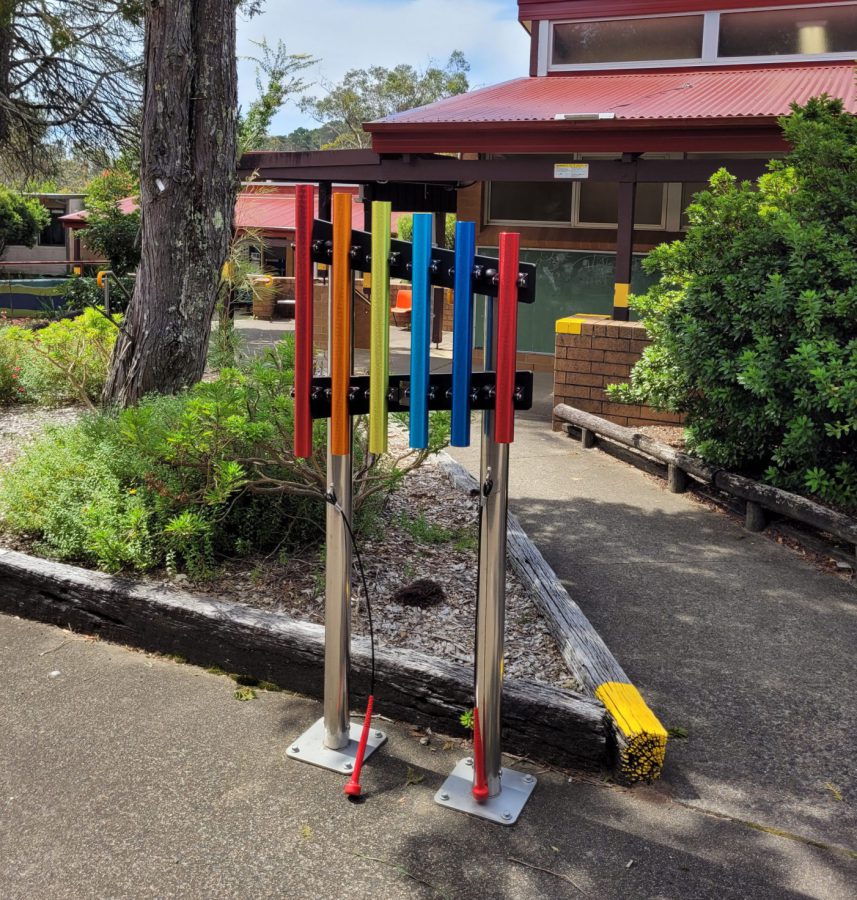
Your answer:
[464,757,473,766]
[440,792,450,801]
[291,746,300,753]
[375,730,383,738]
[502,811,513,821]
[523,774,535,784]
[344,762,353,771]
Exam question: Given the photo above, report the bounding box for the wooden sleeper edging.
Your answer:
[0,547,608,772]
[436,452,667,783]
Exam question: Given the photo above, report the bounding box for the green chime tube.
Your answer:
[369,201,392,454]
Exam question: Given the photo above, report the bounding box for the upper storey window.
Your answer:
[719,5,857,56]
[546,4,857,71]
[552,16,704,65]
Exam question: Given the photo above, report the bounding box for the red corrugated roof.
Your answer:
[370,64,856,127]
[61,188,404,234]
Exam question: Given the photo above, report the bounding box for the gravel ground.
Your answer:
[0,404,83,465]
[0,405,579,690]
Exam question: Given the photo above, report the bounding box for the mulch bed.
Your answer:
[0,405,579,690]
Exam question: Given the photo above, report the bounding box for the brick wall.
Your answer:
[553,316,683,429]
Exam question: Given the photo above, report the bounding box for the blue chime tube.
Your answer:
[409,213,433,449]
[451,221,476,447]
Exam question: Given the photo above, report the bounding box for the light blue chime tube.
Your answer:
[409,213,433,449]
[451,220,476,447]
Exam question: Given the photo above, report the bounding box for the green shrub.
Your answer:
[608,97,857,511]
[8,307,120,407]
[81,169,141,275]
[0,328,26,404]
[0,334,450,574]
[61,276,135,315]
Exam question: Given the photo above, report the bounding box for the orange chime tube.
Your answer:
[494,232,520,444]
[330,193,352,456]
[294,184,315,458]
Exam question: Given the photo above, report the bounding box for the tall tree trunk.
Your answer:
[103,0,237,406]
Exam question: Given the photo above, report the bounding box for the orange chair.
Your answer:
[391,289,412,328]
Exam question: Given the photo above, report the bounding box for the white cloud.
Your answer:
[237,0,529,134]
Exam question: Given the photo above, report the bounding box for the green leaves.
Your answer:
[611,96,857,512]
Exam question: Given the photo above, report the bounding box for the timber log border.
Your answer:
[436,451,668,784]
[0,547,608,772]
[554,404,857,564]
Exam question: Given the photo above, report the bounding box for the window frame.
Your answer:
[484,153,671,231]
[545,2,857,73]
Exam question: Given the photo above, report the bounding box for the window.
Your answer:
[488,180,573,224]
[486,155,667,230]
[719,5,857,57]
[578,164,666,228]
[544,5,857,73]
[39,210,66,247]
[552,15,704,66]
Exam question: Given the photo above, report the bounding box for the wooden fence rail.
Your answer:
[554,404,857,556]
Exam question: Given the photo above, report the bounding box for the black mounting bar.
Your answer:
[310,219,537,304]
[303,371,534,420]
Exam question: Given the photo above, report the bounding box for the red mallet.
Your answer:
[471,707,489,803]
[344,695,374,798]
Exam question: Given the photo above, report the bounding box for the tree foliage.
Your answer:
[81,168,140,275]
[300,51,470,150]
[0,183,48,257]
[396,213,456,249]
[609,97,857,510]
[0,0,143,177]
[238,40,316,154]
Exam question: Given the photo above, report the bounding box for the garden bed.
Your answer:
[0,404,576,690]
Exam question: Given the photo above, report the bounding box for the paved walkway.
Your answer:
[447,404,857,856]
[2,615,855,899]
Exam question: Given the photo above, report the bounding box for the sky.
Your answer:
[236,0,529,135]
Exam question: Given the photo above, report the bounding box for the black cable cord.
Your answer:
[326,491,376,698]
[473,475,493,693]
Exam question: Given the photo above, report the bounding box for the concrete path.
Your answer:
[447,403,857,856]
[2,614,855,899]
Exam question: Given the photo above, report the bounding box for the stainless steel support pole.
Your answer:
[435,296,536,824]
[323,276,351,750]
[476,438,509,797]
[476,295,506,797]
[323,435,352,750]
[287,272,387,773]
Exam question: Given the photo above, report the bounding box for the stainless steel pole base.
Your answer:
[287,717,387,775]
[434,757,537,825]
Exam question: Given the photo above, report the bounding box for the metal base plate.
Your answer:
[434,757,537,825]
[287,718,387,774]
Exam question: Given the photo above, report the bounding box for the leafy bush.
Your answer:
[7,308,120,407]
[81,169,141,275]
[0,186,50,258]
[61,275,135,315]
[0,328,26,404]
[608,97,857,511]
[0,335,449,574]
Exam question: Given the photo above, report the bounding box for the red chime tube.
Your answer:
[494,232,520,444]
[294,184,315,458]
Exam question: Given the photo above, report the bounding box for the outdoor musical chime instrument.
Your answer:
[286,184,538,824]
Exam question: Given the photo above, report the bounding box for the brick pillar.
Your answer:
[553,314,683,429]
